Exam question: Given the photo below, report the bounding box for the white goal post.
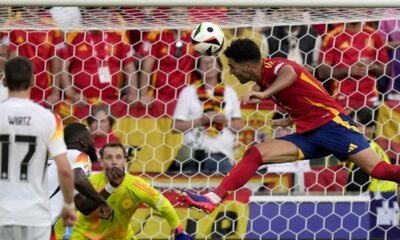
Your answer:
[1,0,400,7]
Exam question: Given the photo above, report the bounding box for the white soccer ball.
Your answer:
[191,22,225,56]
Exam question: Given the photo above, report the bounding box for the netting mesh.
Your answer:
[0,7,399,30]
[1,6,400,240]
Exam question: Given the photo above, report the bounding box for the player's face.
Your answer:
[100,146,127,171]
[227,58,252,84]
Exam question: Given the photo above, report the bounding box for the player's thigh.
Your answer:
[0,225,50,240]
[255,138,300,163]
[310,114,370,162]
[347,147,382,175]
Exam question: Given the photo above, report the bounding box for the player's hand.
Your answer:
[106,166,125,187]
[241,91,267,104]
[61,207,77,227]
[271,117,293,128]
[98,202,113,219]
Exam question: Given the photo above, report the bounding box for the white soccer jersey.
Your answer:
[48,149,92,224]
[0,81,8,101]
[0,98,67,227]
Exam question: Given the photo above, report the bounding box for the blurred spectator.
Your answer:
[60,9,138,119]
[263,25,321,73]
[137,26,196,116]
[172,56,242,174]
[87,103,120,152]
[318,22,388,111]
[379,14,400,99]
[8,7,64,107]
[58,7,138,118]
[346,108,397,192]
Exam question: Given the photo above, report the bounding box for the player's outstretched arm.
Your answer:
[75,166,124,215]
[73,168,113,219]
[131,178,193,239]
[53,153,77,226]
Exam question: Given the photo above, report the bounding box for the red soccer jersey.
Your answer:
[64,31,134,100]
[320,25,389,109]
[9,29,64,103]
[137,30,197,102]
[260,57,346,133]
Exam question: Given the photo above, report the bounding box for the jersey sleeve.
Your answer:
[130,177,181,229]
[71,152,92,176]
[48,113,67,158]
[263,59,286,80]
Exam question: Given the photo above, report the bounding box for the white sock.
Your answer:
[205,192,221,204]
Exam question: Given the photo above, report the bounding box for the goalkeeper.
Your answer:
[71,142,192,240]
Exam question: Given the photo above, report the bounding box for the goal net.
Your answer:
[1,5,400,240]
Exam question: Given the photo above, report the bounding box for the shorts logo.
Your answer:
[348,143,358,152]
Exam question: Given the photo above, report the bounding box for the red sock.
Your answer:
[214,146,264,199]
[370,160,400,184]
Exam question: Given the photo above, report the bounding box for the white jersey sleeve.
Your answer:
[48,113,67,158]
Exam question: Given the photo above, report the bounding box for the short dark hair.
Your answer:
[4,56,33,91]
[64,122,90,146]
[99,142,125,158]
[224,38,261,63]
[87,104,115,128]
[349,108,375,128]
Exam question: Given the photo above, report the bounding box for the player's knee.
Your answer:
[243,145,264,164]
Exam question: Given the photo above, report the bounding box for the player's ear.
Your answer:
[79,138,87,149]
[2,78,8,87]
[246,62,252,72]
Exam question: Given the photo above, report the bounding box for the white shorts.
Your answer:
[0,225,51,240]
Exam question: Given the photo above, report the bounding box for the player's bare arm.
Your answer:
[75,167,124,216]
[242,65,296,104]
[73,168,113,219]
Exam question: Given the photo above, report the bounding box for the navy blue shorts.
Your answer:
[278,113,370,161]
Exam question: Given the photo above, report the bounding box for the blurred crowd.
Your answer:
[1,7,400,192]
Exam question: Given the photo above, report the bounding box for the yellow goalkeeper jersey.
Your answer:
[70,172,181,240]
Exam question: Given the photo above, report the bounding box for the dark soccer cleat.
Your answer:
[177,191,216,214]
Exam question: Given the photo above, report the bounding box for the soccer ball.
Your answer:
[191,22,225,56]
